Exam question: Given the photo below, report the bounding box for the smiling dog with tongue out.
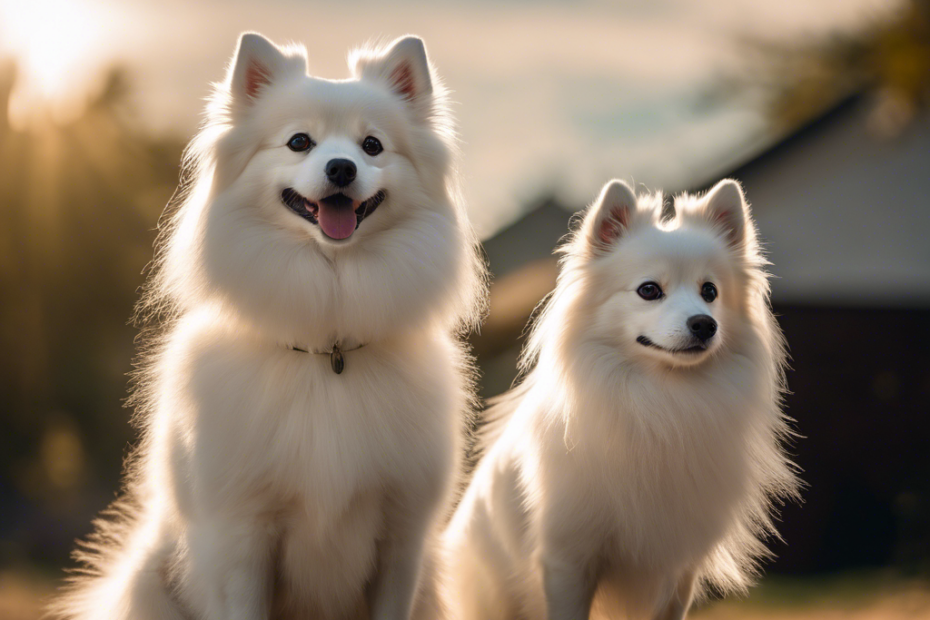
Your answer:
[51,32,487,620]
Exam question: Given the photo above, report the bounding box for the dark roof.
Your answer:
[709,93,930,306]
[688,92,866,193]
[483,92,930,307]
[481,198,573,279]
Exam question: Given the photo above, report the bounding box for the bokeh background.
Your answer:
[1,0,929,618]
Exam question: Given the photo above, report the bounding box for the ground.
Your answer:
[3,569,928,620]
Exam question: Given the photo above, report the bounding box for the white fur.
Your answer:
[51,32,486,620]
[433,180,798,620]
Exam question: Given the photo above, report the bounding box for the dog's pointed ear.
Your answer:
[586,180,638,251]
[228,33,305,107]
[704,179,749,247]
[353,36,434,118]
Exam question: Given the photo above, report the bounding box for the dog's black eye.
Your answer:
[702,282,718,303]
[287,133,314,152]
[362,136,383,156]
[637,282,662,301]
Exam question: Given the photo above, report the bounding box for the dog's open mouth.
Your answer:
[636,336,707,355]
[281,188,386,240]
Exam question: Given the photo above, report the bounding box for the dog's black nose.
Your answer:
[687,314,718,342]
[325,158,357,187]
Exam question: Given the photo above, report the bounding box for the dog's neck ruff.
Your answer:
[288,342,365,375]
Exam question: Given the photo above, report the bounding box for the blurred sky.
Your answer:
[0,0,900,237]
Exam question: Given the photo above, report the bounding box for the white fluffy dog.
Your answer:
[436,180,798,620]
[51,33,485,620]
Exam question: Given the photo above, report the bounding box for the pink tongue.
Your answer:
[317,202,358,240]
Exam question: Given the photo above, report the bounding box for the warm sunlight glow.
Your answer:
[1,0,103,129]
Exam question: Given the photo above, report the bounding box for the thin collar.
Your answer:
[288,342,365,375]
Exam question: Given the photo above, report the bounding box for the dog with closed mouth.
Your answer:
[435,179,799,620]
[51,33,486,620]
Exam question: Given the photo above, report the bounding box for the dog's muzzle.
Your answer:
[281,188,386,240]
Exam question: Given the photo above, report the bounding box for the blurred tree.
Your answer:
[0,63,183,567]
[729,0,930,135]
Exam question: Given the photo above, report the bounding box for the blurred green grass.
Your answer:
[3,568,927,620]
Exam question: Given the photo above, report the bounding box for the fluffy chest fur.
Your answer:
[159,313,466,618]
[163,312,462,519]
[529,354,767,570]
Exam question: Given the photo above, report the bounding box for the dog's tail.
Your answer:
[46,497,183,620]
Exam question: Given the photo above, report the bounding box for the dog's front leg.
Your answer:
[652,570,697,620]
[541,550,597,620]
[187,514,275,620]
[369,483,443,620]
